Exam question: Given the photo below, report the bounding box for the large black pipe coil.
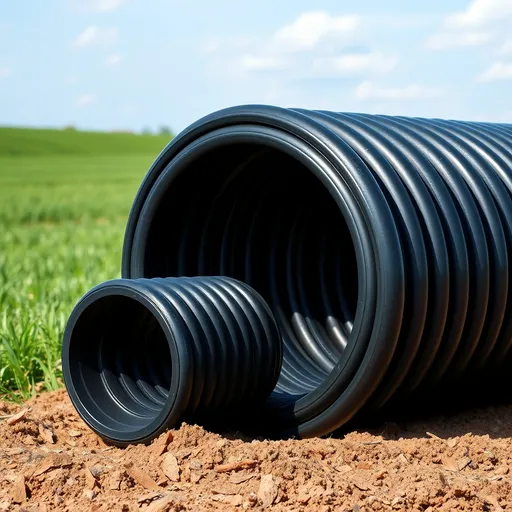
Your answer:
[64,105,512,444]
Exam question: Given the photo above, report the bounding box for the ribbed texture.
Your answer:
[62,276,282,444]
[143,276,282,414]
[119,106,512,438]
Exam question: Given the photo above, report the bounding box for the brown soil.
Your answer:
[1,390,511,511]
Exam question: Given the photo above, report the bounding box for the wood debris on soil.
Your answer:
[0,388,511,511]
[5,409,28,425]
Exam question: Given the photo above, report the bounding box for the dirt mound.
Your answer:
[1,390,511,511]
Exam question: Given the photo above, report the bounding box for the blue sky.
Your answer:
[1,0,511,133]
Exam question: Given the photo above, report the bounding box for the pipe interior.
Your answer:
[68,295,172,432]
[141,143,358,404]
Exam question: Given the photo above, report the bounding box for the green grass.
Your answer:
[0,127,172,400]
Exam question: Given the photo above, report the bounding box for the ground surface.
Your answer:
[1,390,511,511]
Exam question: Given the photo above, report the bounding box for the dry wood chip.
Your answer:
[68,429,82,438]
[6,409,28,426]
[161,453,180,482]
[84,469,96,490]
[10,475,27,504]
[38,424,55,444]
[152,431,174,456]
[155,475,168,487]
[215,459,258,473]
[258,474,278,508]
[5,448,25,456]
[33,453,72,477]
[126,465,160,491]
[426,431,441,440]
[230,472,256,484]
[211,494,243,506]
[443,456,471,472]
[352,478,370,491]
[457,456,472,471]
[212,484,241,495]
[145,494,179,512]
[334,464,353,474]
[446,438,458,448]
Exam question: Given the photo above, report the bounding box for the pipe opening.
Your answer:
[138,142,358,405]
[68,294,172,433]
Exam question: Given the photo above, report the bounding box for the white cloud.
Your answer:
[477,61,512,82]
[106,53,122,66]
[426,30,494,50]
[207,10,396,91]
[0,67,11,78]
[273,11,359,52]
[72,26,118,48]
[88,0,126,12]
[77,93,96,107]
[241,55,286,71]
[313,52,398,76]
[355,81,443,100]
[427,0,512,51]
[445,0,512,28]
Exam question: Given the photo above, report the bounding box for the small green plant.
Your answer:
[0,127,172,399]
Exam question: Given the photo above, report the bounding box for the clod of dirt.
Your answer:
[10,475,27,504]
[215,459,259,473]
[144,493,180,512]
[161,452,180,483]
[125,463,161,491]
[2,389,512,511]
[32,452,72,477]
[258,474,278,508]
[152,431,174,457]
[38,423,56,444]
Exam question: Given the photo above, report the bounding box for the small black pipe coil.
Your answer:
[117,105,512,440]
[62,276,282,445]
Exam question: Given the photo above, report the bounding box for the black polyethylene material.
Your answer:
[62,276,282,445]
[120,106,512,439]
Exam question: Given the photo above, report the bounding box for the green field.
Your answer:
[0,127,172,400]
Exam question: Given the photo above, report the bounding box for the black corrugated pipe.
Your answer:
[119,106,512,440]
[62,276,282,445]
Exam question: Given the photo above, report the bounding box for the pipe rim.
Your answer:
[62,280,189,444]
[122,105,405,437]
